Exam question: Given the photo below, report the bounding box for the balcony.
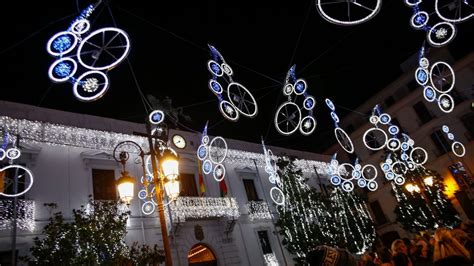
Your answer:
[0,199,35,232]
[169,197,240,223]
[246,201,272,221]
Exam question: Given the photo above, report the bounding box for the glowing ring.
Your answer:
[213,163,226,182]
[207,60,223,77]
[48,57,78,83]
[391,161,408,175]
[385,172,395,180]
[381,163,391,172]
[341,181,354,192]
[0,165,34,198]
[219,100,240,121]
[410,11,429,29]
[423,86,437,102]
[452,141,466,157]
[388,125,400,135]
[369,115,379,125]
[209,136,228,164]
[387,138,401,151]
[316,0,382,26]
[401,153,409,161]
[274,102,302,136]
[330,175,341,186]
[0,148,5,160]
[367,181,378,191]
[404,0,422,6]
[419,57,429,68]
[338,163,355,181]
[293,79,307,95]
[145,156,153,177]
[325,98,335,111]
[227,82,258,118]
[208,79,223,95]
[379,114,391,125]
[142,201,155,215]
[406,160,416,170]
[334,127,354,154]
[303,96,316,110]
[70,19,91,35]
[362,164,378,181]
[410,147,428,165]
[202,159,213,175]
[358,179,367,188]
[430,61,455,93]
[447,133,455,140]
[77,27,131,70]
[149,110,165,125]
[202,135,210,145]
[299,116,317,136]
[73,71,110,102]
[138,189,147,200]
[197,144,208,161]
[394,175,405,185]
[6,148,21,160]
[331,112,340,124]
[415,67,430,86]
[47,31,78,56]
[221,63,233,76]
[283,84,294,96]
[438,93,455,113]
[427,22,457,47]
[435,0,474,23]
[270,187,285,206]
[363,128,388,151]
[442,125,450,133]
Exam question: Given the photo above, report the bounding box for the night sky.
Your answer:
[1,0,472,153]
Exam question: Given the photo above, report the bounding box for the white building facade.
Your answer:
[324,49,474,246]
[0,100,331,265]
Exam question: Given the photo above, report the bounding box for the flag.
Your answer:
[197,160,206,196]
[0,170,5,193]
[219,179,228,197]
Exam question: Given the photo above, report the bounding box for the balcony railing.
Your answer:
[0,199,35,232]
[246,201,272,221]
[169,197,240,223]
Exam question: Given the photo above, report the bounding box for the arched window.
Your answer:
[188,243,217,266]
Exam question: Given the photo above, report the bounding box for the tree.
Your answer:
[275,158,376,264]
[393,167,460,233]
[22,199,164,265]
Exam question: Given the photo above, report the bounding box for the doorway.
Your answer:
[188,243,217,266]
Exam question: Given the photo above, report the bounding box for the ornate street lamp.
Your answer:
[113,111,179,266]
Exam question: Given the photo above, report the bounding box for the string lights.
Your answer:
[246,201,272,221]
[0,199,35,231]
[169,197,240,223]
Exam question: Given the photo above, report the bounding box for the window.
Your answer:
[258,230,273,255]
[180,173,198,197]
[92,169,117,200]
[413,101,433,124]
[370,200,388,226]
[384,96,395,107]
[461,113,474,140]
[430,130,450,155]
[243,179,260,201]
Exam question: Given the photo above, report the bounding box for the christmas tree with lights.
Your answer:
[393,167,460,232]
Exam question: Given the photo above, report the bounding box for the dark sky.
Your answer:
[1,0,472,153]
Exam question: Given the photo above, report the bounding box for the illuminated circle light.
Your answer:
[47,31,78,56]
[387,138,401,151]
[283,84,294,96]
[410,11,429,29]
[442,125,450,133]
[142,201,155,215]
[77,27,131,71]
[202,159,212,175]
[274,102,302,136]
[391,161,408,175]
[221,63,233,76]
[73,71,110,102]
[227,82,258,118]
[410,147,428,165]
[435,0,474,23]
[70,19,91,35]
[369,115,379,125]
[6,148,21,160]
[316,0,382,26]
[325,98,335,111]
[303,96,316,110]
[202,135,210,145]
[293,79,307,95]
[358,179,367,188]
[197,144,208,160]
[419,57,429,68]
[430,61,455,93]
[149,110,165,125]
[394,175,405,185]
[0,165,34,198]
[335,127,354,154]
[219,100,240,121]
[208,80,223,95]
[341,181,354,192]
[438,93,455,113]
[209,136,228,164]
[379,113,391,125]
[338,163,355,181]
[363,128,388,151]
[427,22,457,47]
[48,57,77,83]
[385,172,395,180]
[404,0,422,6]
[330,175,341,186]
[388,125,400,135]
[0,148,5,160]
[138,189,147,200]
[362,164,378,181]
[331,112,340,124]
[452,141,466,157]
[270,187,285,206]
[207,60,223,77]
[415,67,429,85]
[213,163,226,182]
[299,116,317,136]
[423,86,437,102]
[367,181,378,191]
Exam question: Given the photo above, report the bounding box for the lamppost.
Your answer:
[114,111,180,266]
